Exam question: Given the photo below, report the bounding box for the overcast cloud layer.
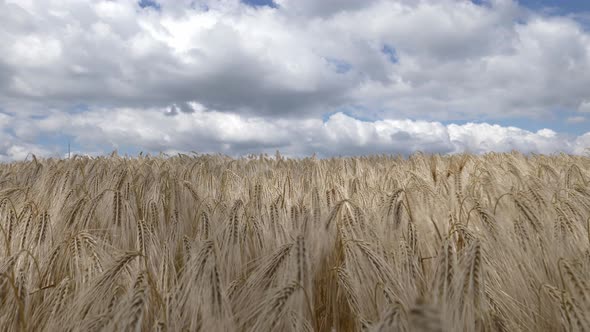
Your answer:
[0,0,589,160]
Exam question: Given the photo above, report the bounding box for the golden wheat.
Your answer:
[0,152,588,331]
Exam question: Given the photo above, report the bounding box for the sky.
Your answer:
[0,0,590,160]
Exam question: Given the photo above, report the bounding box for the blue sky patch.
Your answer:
[517,1,590,30]
[518,0,590,14]
[139,0,161,10]
[241,0,277,9]
[322,107,381,124]
[382,44,398,64]
[325,58,352,74]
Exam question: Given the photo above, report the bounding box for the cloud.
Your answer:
[566,116,587,124]
[447,123,577,154]
[0,0,589,159]
[2,106,587,161]
[1,0,589,119]
[0,0,354,117]
[579,100,590,113]
[0,113,57,161]
[274,0,380,17]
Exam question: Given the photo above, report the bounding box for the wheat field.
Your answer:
[0,152,588,331]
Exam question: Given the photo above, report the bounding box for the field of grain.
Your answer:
[0,152,588,331]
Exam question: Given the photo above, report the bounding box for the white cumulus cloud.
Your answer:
[2,106,587,161]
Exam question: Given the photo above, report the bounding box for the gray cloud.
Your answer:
[275,0,381,17]
[0,0,356,117]
[0,0,588,120]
